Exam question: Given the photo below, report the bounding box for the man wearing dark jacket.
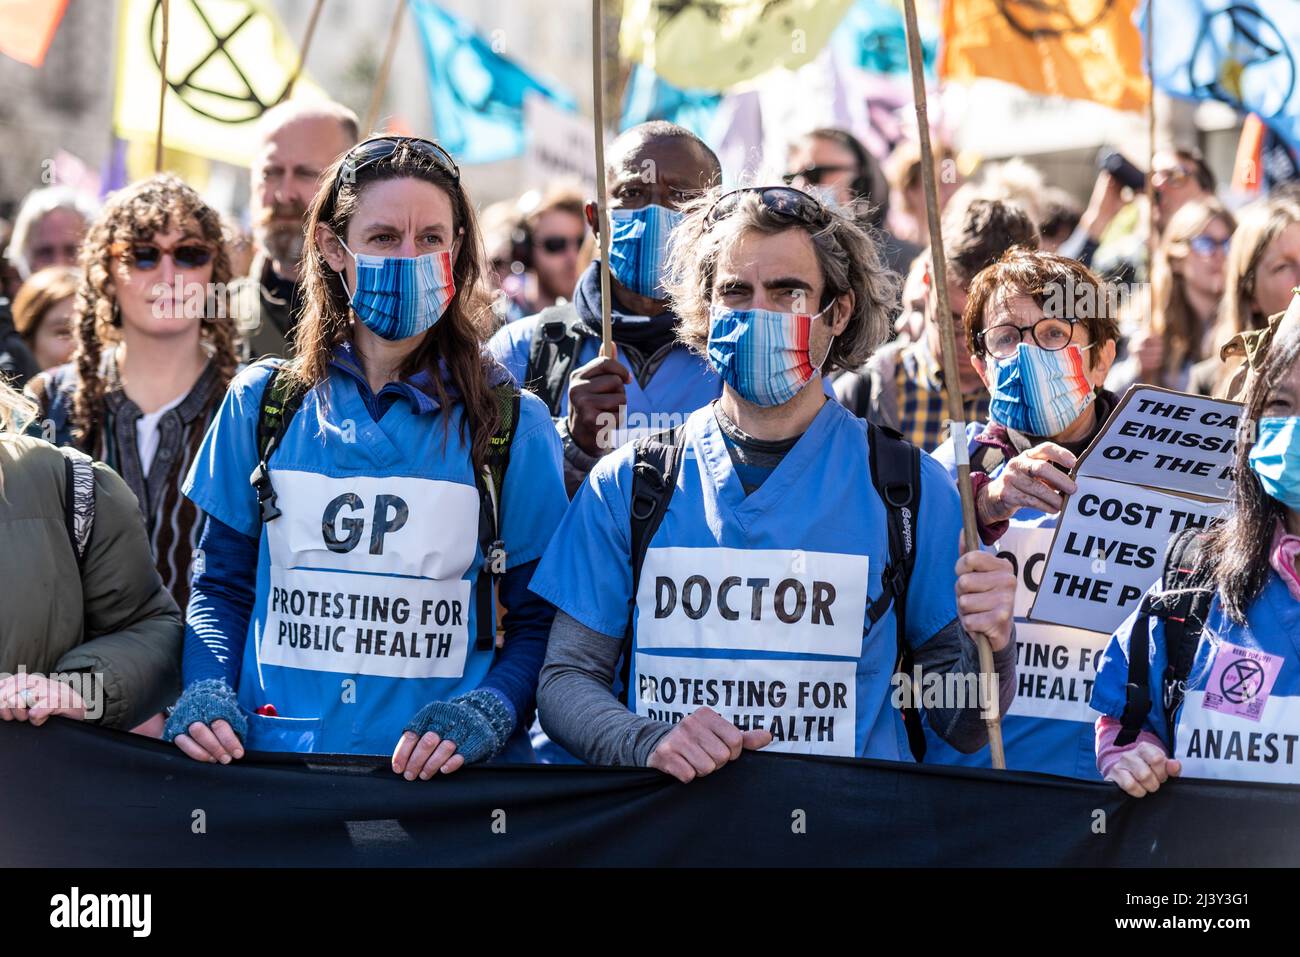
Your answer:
[232,100,358,360]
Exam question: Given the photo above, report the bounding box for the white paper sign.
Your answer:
[633,652,858,757]
[1028,386,1242,634]
[524,92,597,193]
[1076,386,1241,500]
[1030,476,1229,633]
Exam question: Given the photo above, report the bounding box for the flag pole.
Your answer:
[592,0,614,359]
[154,0,170,173]
[280,0,326,104]
[364,0,406,135]
[901,0,1005,769]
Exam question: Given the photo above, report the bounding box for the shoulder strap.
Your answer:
[251,363,307,523]
[523,306,588,417]
[617,423,688,705]
[864,422,926,761]
[1116,527,1216,747]
[60,446,96,566]
[474,382,523,652]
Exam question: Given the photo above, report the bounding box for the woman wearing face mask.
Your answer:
[929,249,1120,779]
[1091,307,1300,793]
[165,137,568,776]
[531,186,1017,780]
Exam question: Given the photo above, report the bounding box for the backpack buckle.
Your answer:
[250,461,282,522]
[883,561,907,599]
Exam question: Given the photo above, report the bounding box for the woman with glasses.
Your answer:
[929,249,1121,779]
[164,137,568,774]
[1190,194,1300,398]
[27,174,240,617]
[1107,198,1236,395]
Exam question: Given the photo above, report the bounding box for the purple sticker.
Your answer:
[1202,642,1284,722]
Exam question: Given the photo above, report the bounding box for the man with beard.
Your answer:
[233,100,359,359]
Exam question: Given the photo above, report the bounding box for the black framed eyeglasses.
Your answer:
[782,164,855,187]
[704,186,833,229]
[332,136,460,200]
[977,317,1079,359]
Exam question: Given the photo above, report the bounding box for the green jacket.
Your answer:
[0,434,182,729]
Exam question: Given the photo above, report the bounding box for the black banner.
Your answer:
[4,718,1300,866]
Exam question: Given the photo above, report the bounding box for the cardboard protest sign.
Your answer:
[1029,386,1241,635]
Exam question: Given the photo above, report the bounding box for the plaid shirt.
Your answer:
[894,341,990,453]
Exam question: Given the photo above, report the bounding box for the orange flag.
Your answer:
[0,0,68,67]
[940,0,1149,112]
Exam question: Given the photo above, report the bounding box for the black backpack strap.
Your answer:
[864,422,925,761]
[251,363,307,523]
[523,307,588,417]
[59,446,96,567]
[1116,527,1215,747]
[473,382,522,652]
[617,424,687,705]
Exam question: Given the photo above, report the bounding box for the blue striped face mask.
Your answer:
[335,235,456,341]
[606,204,684,300]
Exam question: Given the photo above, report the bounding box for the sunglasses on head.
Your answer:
[116,241,213,270]
[704,186,834,229]
[782,164,855,187]
[332,136,460,201]
[536,234,584,254]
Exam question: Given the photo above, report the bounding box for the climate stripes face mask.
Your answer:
[988,342,1096,437]
[707,303,832,408]
[336,236,456,341]
[1249,416,1300,510]
[606,204,684,300]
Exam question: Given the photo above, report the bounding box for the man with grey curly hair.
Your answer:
[529,185,1018,781]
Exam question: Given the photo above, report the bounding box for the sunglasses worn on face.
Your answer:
[119,242,214,270]
[705,186,833,229]
[782,164,856,187]
[333,136,460,201]
[536,234,584,254]
[1189,235,1231,256]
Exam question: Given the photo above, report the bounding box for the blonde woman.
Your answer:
[1107,197,1236,394]
[1189,194,1300,398]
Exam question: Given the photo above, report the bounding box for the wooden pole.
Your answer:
[592,0,614,358]
[1145,1,1157,326]
[364,0,405,135]
[901,0,1005,769]
[279,0,326,104]
[155,0,170,173]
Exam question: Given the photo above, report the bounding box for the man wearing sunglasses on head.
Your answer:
[488,121,725,497]
[529,185,1017,781]
[925,248,1120,779]
[233,99,359,361]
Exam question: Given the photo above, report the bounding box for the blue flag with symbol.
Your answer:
[407,0,577,164]
[1142,0,1300,151]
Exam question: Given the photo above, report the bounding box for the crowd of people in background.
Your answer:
[3,100,1300,802]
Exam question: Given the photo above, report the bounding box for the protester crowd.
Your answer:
[3,99,1299,801]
